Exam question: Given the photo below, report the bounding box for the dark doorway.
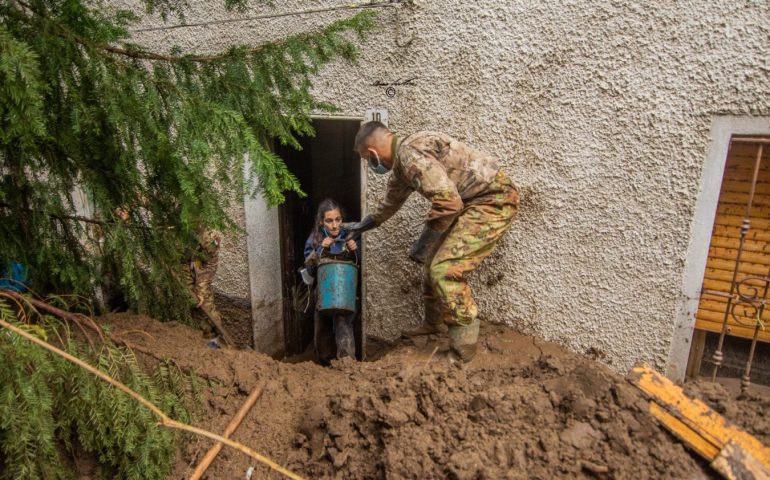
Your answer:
[275,118,363,359]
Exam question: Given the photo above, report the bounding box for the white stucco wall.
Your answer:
[243,182,283,354]
[123,1,770,372]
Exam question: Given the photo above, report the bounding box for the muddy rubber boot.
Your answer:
[448,318,480,363]
[334,314,356,359]
[401,321,447,338]
[401,297,447,338]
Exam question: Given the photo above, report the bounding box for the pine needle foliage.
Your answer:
[0,0,376,321]
[0,296,199,479]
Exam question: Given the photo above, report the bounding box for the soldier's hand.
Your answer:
[344,215,377,241]
[346,239,358,251]
[321,237,333,248]
[409,226,443,264]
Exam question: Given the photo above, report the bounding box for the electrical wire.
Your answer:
[131,0,407,33]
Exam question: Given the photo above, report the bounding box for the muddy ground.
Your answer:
[101,314,768,479]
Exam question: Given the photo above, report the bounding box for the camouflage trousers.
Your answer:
[184,257,222,335]
[424,170,519,327]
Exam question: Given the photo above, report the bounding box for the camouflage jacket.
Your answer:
[371,131,502,232]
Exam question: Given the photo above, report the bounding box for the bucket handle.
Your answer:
[320,242,360,265]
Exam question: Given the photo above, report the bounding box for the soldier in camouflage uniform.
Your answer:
[347,122,519,362]
[185,228,223,337]
[116,206,223,337]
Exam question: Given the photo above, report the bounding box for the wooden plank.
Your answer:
[703,278,738,293]
[648,402,721,460]
[716,203,770,218]
[627,363,770,475]
[694,315,770,343]
[709,237,770,254]
[705,259,770,277]
[190,383,265,480]
[724,158,770,171]
[724,166,770,178]
[726,151,770,161]
[707,254,768,266]
[714,216,770,231]
[697,299,770,322]
[718,193,770,208]
[721,181,770,196]
[725,148,769,164]
[710,226,770,244]
[703,267,770,284]
[721,170,770,184]
[708,248,770,267]
[695,307,760,326]
[698,298,770,318]
[712,441,770,480]
[694,312,765,336]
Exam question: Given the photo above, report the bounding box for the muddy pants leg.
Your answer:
[401,242,449,338]
[184,262,214,337]
[195,261,223,334]
[430,176,519,360]
[423,252,449,327]
[333,313,356,359]
[314,310,336,366]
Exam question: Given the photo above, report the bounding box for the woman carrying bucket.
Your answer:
[302,199,360,365]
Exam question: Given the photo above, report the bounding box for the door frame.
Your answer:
[665,116,770,381]
[278,114,367,358]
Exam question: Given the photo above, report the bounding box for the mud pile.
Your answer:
[101,314,737,479]
[287,353,701,479]
[684,380,770,445]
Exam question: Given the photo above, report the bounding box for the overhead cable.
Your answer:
[131,0,408,33]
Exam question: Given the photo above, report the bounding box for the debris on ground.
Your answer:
[629,364,770,479]
[99,313,768,479]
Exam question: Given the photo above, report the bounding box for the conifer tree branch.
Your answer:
[0,0,375,327]
[0,317,307,480]
[0,201,107,226]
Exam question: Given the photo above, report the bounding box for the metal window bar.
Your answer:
[700,137,767,395]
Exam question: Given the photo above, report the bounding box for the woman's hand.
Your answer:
[321,237,333,248]
[346,239,358,251]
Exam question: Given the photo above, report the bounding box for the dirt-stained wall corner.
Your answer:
[208,201,251,342]
[121,0,770,370]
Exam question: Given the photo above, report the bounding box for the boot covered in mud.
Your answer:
[448,318,480,363]
[401,297,448,338]
[401,321,447,338]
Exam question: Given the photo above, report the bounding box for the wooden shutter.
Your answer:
[695,140,770,342]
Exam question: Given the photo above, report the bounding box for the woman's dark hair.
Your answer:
[310,198,345,249]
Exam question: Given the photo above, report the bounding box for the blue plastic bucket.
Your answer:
[317,260,358,314]
[0,262,29,293]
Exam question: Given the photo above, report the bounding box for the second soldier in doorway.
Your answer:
[346,122,519,362]
[185,227,224,342]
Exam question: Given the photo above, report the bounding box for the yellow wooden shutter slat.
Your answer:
[696,142,770,341]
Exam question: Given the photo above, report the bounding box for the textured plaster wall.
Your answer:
[123,1,770,371]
